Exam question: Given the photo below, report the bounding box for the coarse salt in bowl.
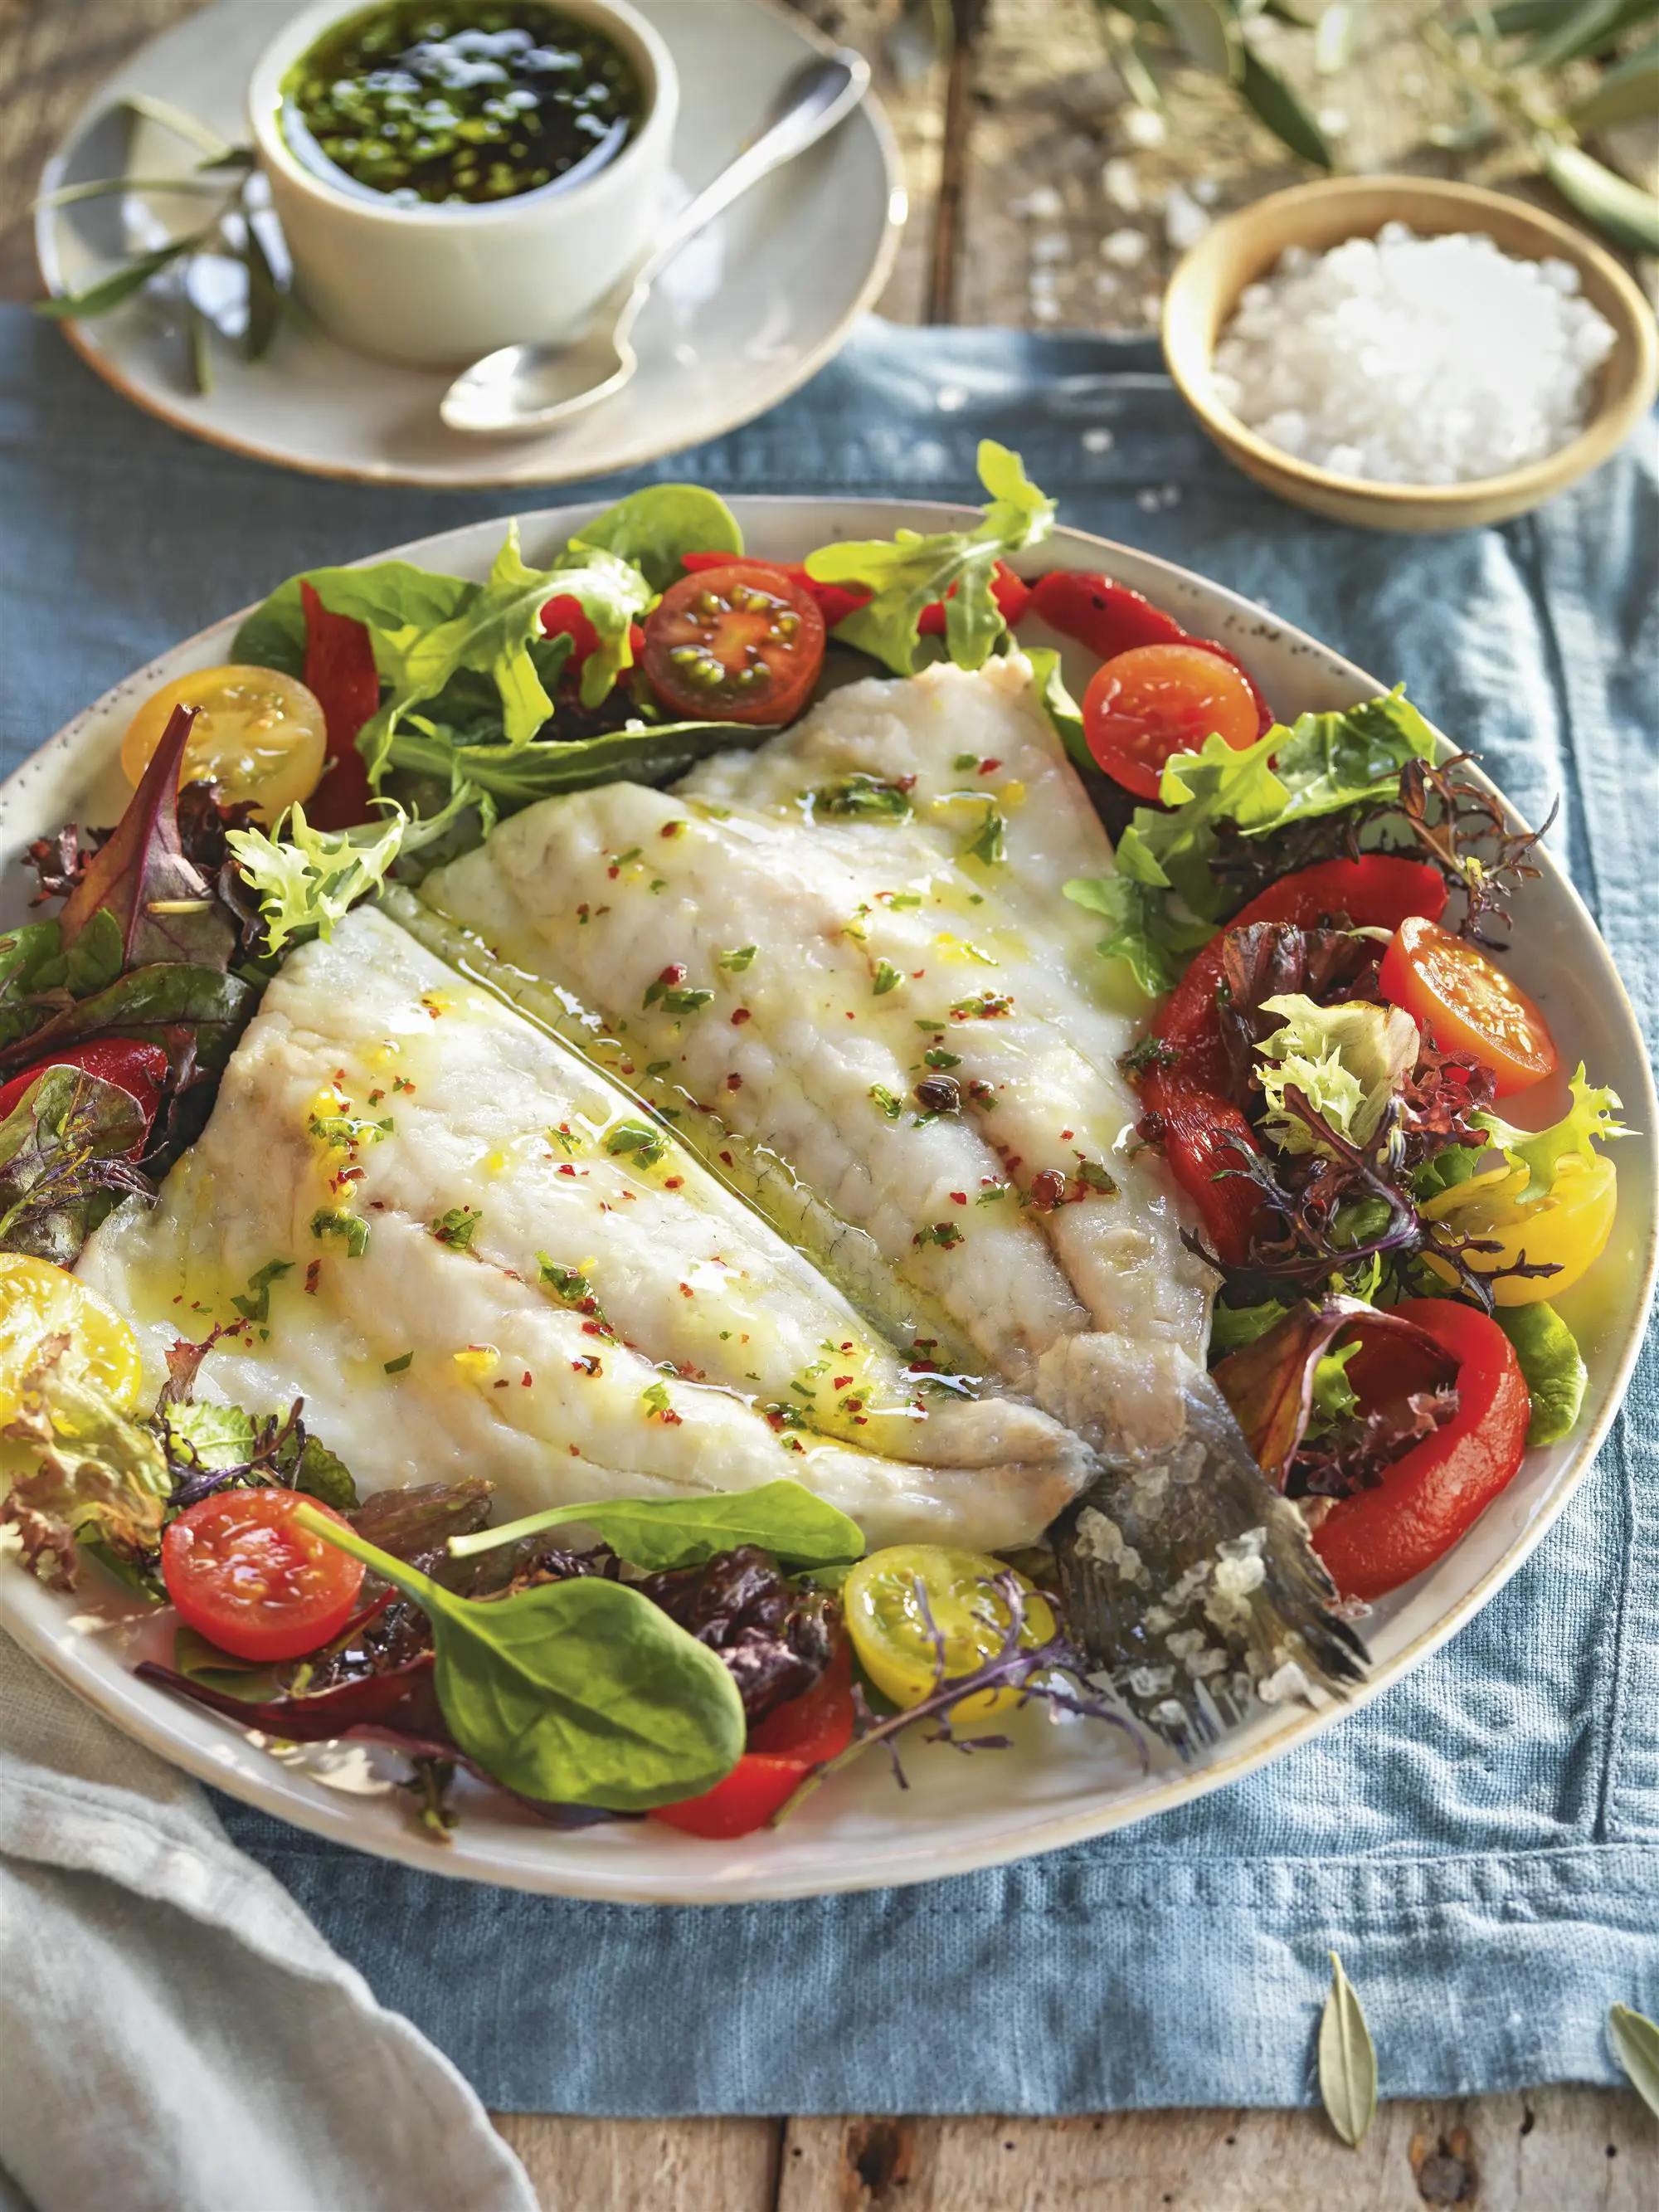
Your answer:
[1209,222,1617,487]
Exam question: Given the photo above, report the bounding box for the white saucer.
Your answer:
[34,0,904,488]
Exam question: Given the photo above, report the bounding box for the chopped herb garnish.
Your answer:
[606,1119,669,1167]
[965,803,1006,866]
[1077,1160,1119,1196]
[923,1047,962,1069]
[310,1209,368,1258]
[810,772,915,821]
[231,1259,293,1324]
[869,1084,904,1120]
[1119,1035,1183,1079]
[873,960,902,996]
[383,1352,413,1374]
[912,1220,965,1249]
[431,1206,480,1250]
[718,944,757,972]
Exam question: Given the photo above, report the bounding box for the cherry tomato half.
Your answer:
[1311,1298,1530,1601]
[161,1488,366,1664]
[121,665,327,825]
[1379,915,1559,1098]
[643,562,826,725]
[1082,642,1264,800]
[679,553,871,631]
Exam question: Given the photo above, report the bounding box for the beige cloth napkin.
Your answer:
[0,1625,538,2212]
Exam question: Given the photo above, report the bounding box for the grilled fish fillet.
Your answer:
[77,905,1092,1551]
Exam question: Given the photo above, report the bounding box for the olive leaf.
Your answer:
[1318,1951,1378,2147]
[1238,46,1334,167]
[1608,2004,1659,2118]
[1522,0,1642,70]
[35,234,210,320]
[292,1503,745,1810]
[447,1477,866,1573]
[1540,141,1659,254]
[1571,37,1659,126]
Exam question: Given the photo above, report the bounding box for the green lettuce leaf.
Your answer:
[567,484,742,591]
[1495,1301,1588,1447]
[0,1348,172,1591]
[1255,993,1421,1156]
[1474,1067,1631,1205]
[805,441,1054,675]
[231,560,475,678]
[1061,872,1215,999]
[226,789,474,956]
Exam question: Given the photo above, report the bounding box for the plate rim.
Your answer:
[32,0,906,490]
[1,491,1652,1903]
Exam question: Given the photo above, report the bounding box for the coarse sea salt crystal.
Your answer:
[1208,224,1616,485]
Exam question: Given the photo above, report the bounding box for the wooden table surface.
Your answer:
[2,2,1650,2204]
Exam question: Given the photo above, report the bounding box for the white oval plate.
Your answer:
[1,499,1652,1903]
[34,0,903,489]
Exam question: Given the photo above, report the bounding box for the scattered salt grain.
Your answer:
[1124,106,1166,149]
[1012,185,1063,221]
[1102,227,1150,269]
[1102,157,1141,212]
[1164,185,1211,252]
[1209,222,1616,485]
[1082,426,1116,453]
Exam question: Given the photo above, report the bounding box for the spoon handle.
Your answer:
[626,50,870,306]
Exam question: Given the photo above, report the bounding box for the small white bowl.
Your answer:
[248,0,679,369]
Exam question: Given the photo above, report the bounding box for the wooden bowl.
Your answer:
[1162,175,1658,533]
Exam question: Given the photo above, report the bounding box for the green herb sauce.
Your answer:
[280,1,641,208]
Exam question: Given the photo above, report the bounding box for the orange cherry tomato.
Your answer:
[161,1488,365,1664]
[1082,641,1263,800]
[1379,915,1559,1098]
[643,561,826,726]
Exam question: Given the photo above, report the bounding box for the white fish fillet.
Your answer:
[78,905,1090,1550]
[425,654,1215,1463]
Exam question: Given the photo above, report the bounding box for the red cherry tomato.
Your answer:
[1311,1298,1530,1601]
[299,582,380,831]
[1379,914,1558,1098]
[1082,642,1264,801]
[747,1638,855,1762]
[0,1038,168,1154]
[643,561,827,726]
[160,1488,366,1663]
[679,552,871,631]
[917,563,1032,636]
[1029,570,1188,660]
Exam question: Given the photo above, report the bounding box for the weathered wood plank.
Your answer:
[492,2113,782,2211]
[774,2089,1655,2211]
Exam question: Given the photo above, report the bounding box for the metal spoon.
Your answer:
[440,50,871,438]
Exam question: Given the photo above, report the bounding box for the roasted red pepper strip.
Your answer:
[650,1641,854,1837]
[540,595,647,675]
[299,581,380,831]
[1136,856,1448,1261]
[1029,569,1188,660]
[1311,1298,1530,1601]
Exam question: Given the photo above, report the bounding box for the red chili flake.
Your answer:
[833,1376,854,1391]
[572,1355,603,1376]
[731,1008,751,1026]
[950,1191,967,1205]
[172,1294,182,1305]
[845,1011,855,1020]
[664,1175,684,1190]
[581,1320,609,1338]
[493,1378,509,1390]
[607,865,620,880]
[659,963,687,986]
[557,1164,577,1177]
[521,1372,533,1387]
[304,1261,322,1295]
[367,1089,385,1105]
[569,1444,581,1456]
[679,1283,693,1298]
[1029,1168,1068,1211]
[978,757,1002,774]
[843,1398,864,1414]
[911,969,926,980]
[725,1073,742,1092]
[719,1151,734,1167]
[1060,1128,1074,1142]
[853,1415,868,1425]
[660,821,687,839]
[577,902,591,920]
[333,1069,346,1083]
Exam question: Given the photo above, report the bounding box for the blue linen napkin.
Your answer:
[2,305,1654,2115]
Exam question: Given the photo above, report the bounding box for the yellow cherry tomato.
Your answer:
[1419,1152,1618,1306]
[844,1544,1056,1721]
[0,1253,144,1425]
[121,665,327,823]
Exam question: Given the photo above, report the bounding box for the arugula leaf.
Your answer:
[447,1476,866,1572]
[1024,646,1092,775]
[292,1503,746,1810]
[805,441,1053,675]
[567,484,742,591]
[1495,1302,1588,1446]
[1061,872,1214,998]
[384,713,766,811]
[1474,1066,1630,1204]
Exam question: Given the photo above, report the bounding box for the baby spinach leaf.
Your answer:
[567,484,742,591]
[1495,1302,1588,1446]
[292,1504,745,1809]
[172,1625,284,1703]
[806,441,1053,676]
[446,1477,868,1573]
